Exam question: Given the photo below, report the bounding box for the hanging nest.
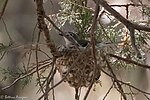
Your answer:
[56,47,100,89]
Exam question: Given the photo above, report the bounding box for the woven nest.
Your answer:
[56,48,100,88]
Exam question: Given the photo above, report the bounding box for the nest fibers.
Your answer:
[56,47,100,89]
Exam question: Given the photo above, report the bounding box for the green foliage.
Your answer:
[142,6,150,17]
[0,65,33,89]
[0,43,8,53]
[0,0,5,6]
[59,0,93,38]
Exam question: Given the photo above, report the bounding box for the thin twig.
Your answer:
[26,22,38,69]
[108,53,150,69]
[110,3,144,19]
[128,85,135,100]
[0,0,8,20]
[144,94,150,100]
[1,18,13,42]
[52,78,55,100]
[103,82,114,100]
[128,26,141,58]
[83,0,100,100]
[110,3,143,7]
[35,30,45,94]
[1,60,51,91]
[102,54,127,100]
[98,0,150,32]
[101,68,150,96]
[44,58,57,100]
[35,0,58,57]
[0,50,7,61]
[39,58,56,89]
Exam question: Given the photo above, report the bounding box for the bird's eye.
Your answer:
[66,34,69,36]
[70,33,73,36]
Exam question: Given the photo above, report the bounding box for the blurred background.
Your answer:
[0,0,150,100]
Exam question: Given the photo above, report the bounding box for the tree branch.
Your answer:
[98,0,150,32]
[102,55,127,100]
[0,0,8,20]
[101,68,150,96]
[83,0,100,100]
[108,53,150,69]
[98,0,150,58]
[35,0,59,57]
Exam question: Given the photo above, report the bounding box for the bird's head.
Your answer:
[59,32,89,48]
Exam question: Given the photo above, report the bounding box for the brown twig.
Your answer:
[1,59,52,91]
[110,3,143,7]
[38,58,56,90]
[144,94,150,100]
[0,50,7,61]
[26,22,38,69]
[35,0,58,57]
[98,0,150,32]
[110,3,143,19]
[0,43,13,61]
[0,0,8,20]
[1,18,13,42]
[51,78,55,100]
[110,3,142,19]
[128,85,136,100]
[103,82,114,100]
[102,55,127,100]
[101,68,150,96]
[108,53,150,69]
[35,31,45,94]
[44,58,57,100]
[128,26,141,58]
[83,0,100,100]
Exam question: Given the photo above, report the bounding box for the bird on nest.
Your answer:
[56,32,100,99]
